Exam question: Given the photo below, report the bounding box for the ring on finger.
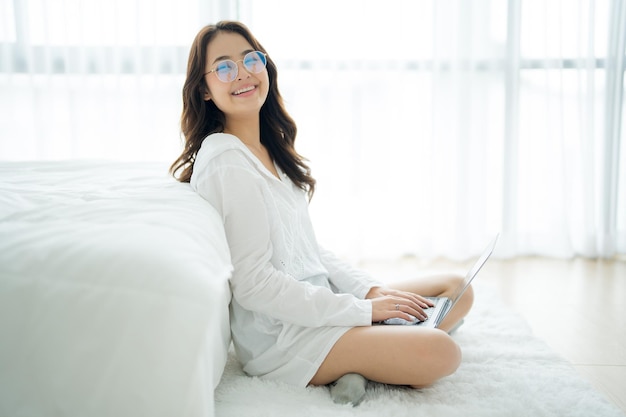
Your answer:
[395,303,400,311]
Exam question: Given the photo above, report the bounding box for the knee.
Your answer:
[450,273,474,307]
[412,330,461,387]
[432,330,462,375]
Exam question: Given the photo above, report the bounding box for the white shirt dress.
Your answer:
[190,133,382,387]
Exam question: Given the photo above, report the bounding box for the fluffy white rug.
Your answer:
[215,286,624,417]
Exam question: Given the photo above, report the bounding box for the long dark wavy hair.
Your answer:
[170,21,316,198]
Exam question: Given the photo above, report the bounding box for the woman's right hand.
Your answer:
[369,290,431,323]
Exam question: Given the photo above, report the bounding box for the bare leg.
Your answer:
[388,272,474,333]
[310,325,461,388]
[310,273,472,388]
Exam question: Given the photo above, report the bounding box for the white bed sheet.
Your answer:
[0,160,233,417]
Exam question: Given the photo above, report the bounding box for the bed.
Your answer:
[0,160,233,417]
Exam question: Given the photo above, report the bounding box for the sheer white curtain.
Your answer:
[243,0,626,260]
[0,0,237,161]
[1,0,624,260]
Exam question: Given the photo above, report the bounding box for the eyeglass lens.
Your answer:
[213,51,267,82]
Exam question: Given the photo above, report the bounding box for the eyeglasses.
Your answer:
[204,51,267,83]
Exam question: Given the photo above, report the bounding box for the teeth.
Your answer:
[233,85,255,95]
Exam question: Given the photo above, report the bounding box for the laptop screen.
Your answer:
[447,234,499,308]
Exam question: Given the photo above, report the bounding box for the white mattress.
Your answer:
[0,161,233,417]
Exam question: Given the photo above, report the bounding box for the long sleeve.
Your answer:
[192,150,372,328]
[318,247,384,299]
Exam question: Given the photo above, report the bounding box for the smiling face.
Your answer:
[203,31,270,122]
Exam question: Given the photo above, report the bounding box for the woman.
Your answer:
[170,21,473,404]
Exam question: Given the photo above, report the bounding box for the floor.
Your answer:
[358,255,626,415]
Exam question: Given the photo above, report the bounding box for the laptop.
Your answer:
[381,234,499,328]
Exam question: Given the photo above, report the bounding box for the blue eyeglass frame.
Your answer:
[204,51,267,82]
